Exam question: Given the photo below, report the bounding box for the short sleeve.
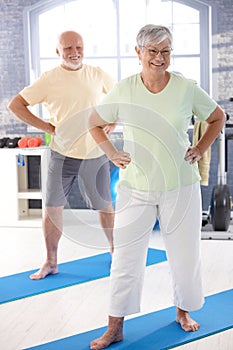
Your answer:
[96,67,115,94]
[95,84,120,123]
[19,73,49,106]
[192,83,218,121]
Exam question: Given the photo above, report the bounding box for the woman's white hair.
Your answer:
[136,24,173,47]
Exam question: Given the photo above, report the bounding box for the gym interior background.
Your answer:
[0,2,233,350]
[0,0,232,213]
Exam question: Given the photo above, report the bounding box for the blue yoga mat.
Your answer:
[0,248,166,304]
[25,289,233,350]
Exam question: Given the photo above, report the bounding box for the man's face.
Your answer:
[56,32,84,71]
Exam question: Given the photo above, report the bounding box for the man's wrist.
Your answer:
[46,122,55,134]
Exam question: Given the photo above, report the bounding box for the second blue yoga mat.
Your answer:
[0,248,166,304]
[25,288,233,350]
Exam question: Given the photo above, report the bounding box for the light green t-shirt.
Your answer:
[96,72,217,191]
[20,64,115,159]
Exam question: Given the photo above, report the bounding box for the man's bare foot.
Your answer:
[29,262,58,280]
[176,307,200,332]
[90,316,124,350]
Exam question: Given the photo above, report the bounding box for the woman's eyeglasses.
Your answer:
[141,46,172,57]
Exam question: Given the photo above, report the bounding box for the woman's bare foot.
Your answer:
[90,316,124,350]
[176,307,200,332]
[90,329,123,350]
[29,262,58,280]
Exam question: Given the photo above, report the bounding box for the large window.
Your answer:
[24,0,211,118]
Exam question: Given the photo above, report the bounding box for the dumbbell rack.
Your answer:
[0,147,50,227]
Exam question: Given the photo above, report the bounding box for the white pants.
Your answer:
[109,183,204,317]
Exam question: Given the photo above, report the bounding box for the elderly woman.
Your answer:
[88,24,225,349]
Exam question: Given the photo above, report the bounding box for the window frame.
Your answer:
[175,0,211,94]
[23,0,212,112]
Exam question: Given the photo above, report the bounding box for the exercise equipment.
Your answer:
[18,137,30,148]
[17,154,25,166]
[202,113,233,232]
[0,248,166,304]
[35,137,43,146]
[209,119,233,231]
[27,137,42,147]
[110,166,119,207]
[0,137,9,148]
[18,137,43,148]
[6,137,21,148]
[0,136,42,148]
[0,137,21,148]
[25,289,233,350]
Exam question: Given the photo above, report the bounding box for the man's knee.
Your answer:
[99,203,114,214]
[44,206,64,223]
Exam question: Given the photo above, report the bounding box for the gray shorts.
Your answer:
[46,150,112,210]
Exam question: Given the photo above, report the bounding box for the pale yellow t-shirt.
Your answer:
[96,72,218,191]
[20,64,115,159]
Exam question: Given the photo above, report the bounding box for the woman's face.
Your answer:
[136,38,172,75]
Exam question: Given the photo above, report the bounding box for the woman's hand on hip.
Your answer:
[184,146,202,164]
[110,151,131,169]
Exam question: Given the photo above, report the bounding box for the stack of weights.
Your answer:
[0,137,21,148]
[0,137,43,148]
[18,137,43,148]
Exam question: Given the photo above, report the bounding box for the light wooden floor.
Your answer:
[0,210,233,350]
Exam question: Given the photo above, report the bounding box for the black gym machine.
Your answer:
[202,106,233,232]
